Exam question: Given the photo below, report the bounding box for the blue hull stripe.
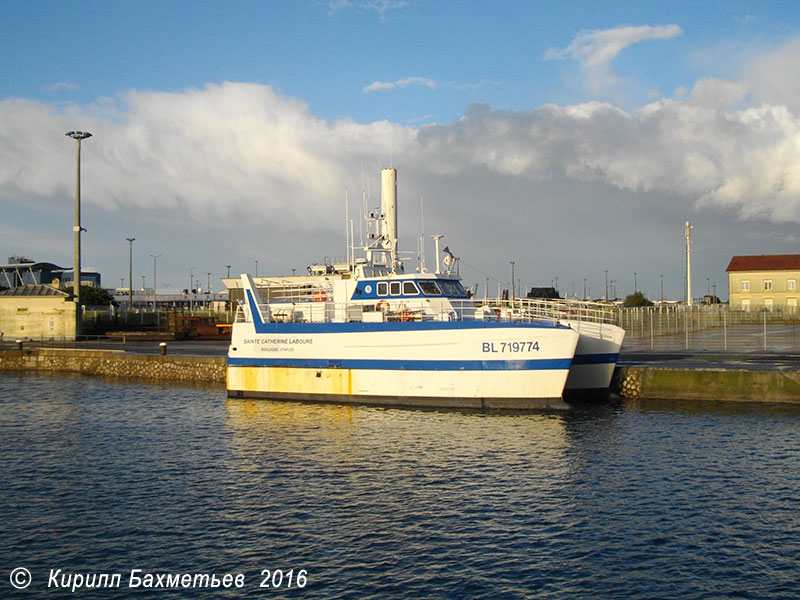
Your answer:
[228,357,573,371]
[571,353,620,365]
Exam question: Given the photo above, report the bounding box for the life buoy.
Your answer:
[314,290,327,302]
[376,300,389,312]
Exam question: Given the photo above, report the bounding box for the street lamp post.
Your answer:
[510,261,515,303]
[686,221,693,306]
[189,267,195,312]
[66,130,92,338]
[226,265,231,278]
[151,254,161,311]
[126,238,135,309]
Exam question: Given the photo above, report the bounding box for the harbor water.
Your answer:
[2,374,799,599]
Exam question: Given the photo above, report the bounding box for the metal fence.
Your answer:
[617,304,800,352]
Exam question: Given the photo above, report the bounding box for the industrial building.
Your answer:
[0,256,101,289]
[0,256,100,341]
[0,285,77,340]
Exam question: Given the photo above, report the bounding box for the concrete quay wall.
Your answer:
[0,348,226,385]
[612,365,800,404]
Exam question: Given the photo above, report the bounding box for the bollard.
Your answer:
[159,342,167,356]
[16,339,23,351]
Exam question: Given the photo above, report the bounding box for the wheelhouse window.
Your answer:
[403,281,420,295]
[389,281,402,295]
[437,280,467,298]
[419,281,441,296]
[377,282,389,296]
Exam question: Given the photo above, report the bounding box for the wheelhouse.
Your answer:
[351,277,469,301]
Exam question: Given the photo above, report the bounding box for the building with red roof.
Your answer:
[726,254,800,311]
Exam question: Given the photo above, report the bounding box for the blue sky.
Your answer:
[2,1,800,300]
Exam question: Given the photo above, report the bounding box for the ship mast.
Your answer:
[380,167,399,272]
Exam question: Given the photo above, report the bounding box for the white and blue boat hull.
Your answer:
[228,319,579,410]
[561,320,625,398]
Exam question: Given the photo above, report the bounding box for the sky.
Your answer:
[3,0,800,301]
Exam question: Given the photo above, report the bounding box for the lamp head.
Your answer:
[66,131,93,140]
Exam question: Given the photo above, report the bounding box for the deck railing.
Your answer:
[234,293,617,327]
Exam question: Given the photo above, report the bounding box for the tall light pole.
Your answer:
[126,237,135,309]
[189,267,195,311]
[66,130,91,337]
[510,261,515,303]
[686,221,693,306]
[605,270,608,301]
[151,254,161,311]
[226,265,231,278]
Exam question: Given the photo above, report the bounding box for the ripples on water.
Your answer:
[1,374,799,599]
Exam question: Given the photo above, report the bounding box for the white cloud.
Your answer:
[363,77,437,93]
[741,38,800,115]
[0,83,416,230]
[689,78,748,108]
[544,24,682,95]
[326,0,408,20]
[3,75,800,229]
[45,81,80,93]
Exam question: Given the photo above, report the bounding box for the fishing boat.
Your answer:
[226,168,579,410]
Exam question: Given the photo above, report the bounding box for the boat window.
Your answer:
[389,281,401,296]
[419,281,441,296]
[403,281,420,295]
[438,280,467,298]
[377,282,388,296]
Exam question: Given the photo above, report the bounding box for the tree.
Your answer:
[623,291,653,307]
[69,285,117,307]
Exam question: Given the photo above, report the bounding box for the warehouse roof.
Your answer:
[0,284,70,297]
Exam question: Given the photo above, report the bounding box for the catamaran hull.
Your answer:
[227,323,579,410]
[561,320,625,397]
[227,364,577,409]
